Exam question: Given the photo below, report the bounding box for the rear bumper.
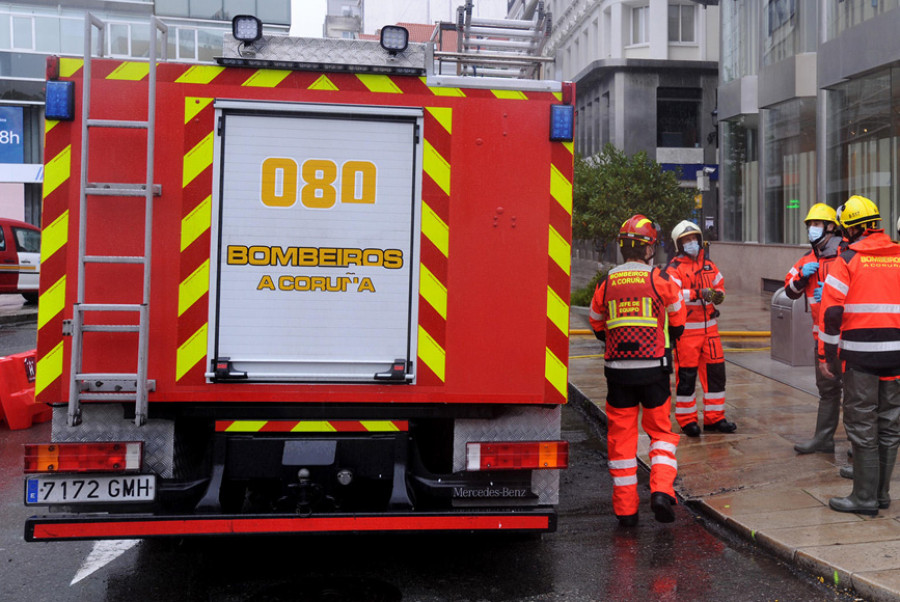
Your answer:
[26,510,556,541]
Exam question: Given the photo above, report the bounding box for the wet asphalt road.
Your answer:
[0,322,857,601]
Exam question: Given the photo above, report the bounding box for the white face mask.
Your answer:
[808,225,824,244]
[683,240,700,257]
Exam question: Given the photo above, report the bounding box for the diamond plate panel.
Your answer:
[454,406,562,505]
[222,34,427,72]
[51,406,175,478]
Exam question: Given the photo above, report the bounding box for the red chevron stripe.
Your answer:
[36,120,76,404]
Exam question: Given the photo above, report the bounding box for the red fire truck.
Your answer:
[25,9,573,541]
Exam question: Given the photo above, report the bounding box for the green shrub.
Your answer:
[571,269,608,307]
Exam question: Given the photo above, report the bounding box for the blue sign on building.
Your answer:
[0,106,24,164]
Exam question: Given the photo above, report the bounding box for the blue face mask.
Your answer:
[683,241,700,257]
[808,225,824,244]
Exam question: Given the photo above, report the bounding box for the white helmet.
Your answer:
[671,220,703,253]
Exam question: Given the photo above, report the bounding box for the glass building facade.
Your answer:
[715,1,900,292]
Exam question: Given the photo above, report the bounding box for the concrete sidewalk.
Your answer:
[568,271,900,602]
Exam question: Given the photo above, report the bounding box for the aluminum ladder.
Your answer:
[67,14,168,427]
[450,0,553,79]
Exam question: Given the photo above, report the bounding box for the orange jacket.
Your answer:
[818,230,900,373]
[590,262,686,373]
[664,249,723,335]
[783,235,843,340]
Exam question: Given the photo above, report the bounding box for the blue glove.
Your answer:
[801,262,819,278]
[813,281,824,303]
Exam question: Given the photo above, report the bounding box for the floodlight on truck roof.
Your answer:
[379,26,409,55]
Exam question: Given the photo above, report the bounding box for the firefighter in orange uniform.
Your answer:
[590,215,686,527]
[666,220,736,437]
[784,203,844,453]
[819,196,900,516]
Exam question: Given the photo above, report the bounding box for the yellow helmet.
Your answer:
[839,195,880,229]
[804,203,837,225]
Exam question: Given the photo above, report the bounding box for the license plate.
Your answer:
[25,474,156,505]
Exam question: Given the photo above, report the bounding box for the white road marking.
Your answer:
[71,539,140,585]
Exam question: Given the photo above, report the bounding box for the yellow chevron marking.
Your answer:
[545,347,568,397]
[548,225,571,276]
[426,106,452,135]
[41,210,69,263]
[37,276,66,330]
[421,78,465,97]
[553,92,562,102]
[176,323,208,381]
[291,421,337,432]
[183,132,214,188]
[562,141,574,155]
[550,164,573,215]
[361,420,401,432]
[418,326,446,382]
[492,89,528,100]
[45,120,58,134]
[419,264,447,319]
[59,58,83,78]
[357,74,402,94]
[176,66,224,85]
[308,74,339,91]
[421,202,449,258]
[35,341,64,397]
[43,145,71,199]
[242,69,290,87]
[547,286,569,336]
[226,421,266,432]
[178,259,209,317]
[423,140,450,196]
[181,195,212,252]
[107,62,149,81]
[184,97,214,125]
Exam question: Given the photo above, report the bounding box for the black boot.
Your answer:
[878,446,898,510]
[650,492,676,523]
[840,465,853,479]
[617,513,639,527]
[682,422,700,437]
[794,399,839,454]
[704,419,737,433]
[829,446,879,516]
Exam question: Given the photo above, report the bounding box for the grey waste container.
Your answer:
[770,287,814,366]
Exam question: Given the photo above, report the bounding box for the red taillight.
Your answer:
[561,81,575,105]
[466,441,568,471]
[46,55,60,81]
[24,442,143,474]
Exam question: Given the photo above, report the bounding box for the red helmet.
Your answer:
[618,215,658,247]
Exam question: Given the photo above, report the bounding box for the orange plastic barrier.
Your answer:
[0,349,51,430]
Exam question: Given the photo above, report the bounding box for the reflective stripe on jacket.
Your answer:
[818,230,900,372]
[589,262,686,366]
[665,250,723,333]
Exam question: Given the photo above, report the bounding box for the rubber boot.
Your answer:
[794,400,839,454]
[840,465,853,479]
[829,446,880,516]
[878,446,898,510]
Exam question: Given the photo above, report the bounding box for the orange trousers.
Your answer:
[606,400,679,517]
[674,332,726,428]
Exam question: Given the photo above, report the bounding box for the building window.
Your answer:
[762,98,817,244]
[668,4,695,43]
[826,68,898,237]
[721,116,759,242]
[657,87,701,148]
[631,6,648,45]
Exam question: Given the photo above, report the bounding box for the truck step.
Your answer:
[74,303,144,312]
[80,324,141,333]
